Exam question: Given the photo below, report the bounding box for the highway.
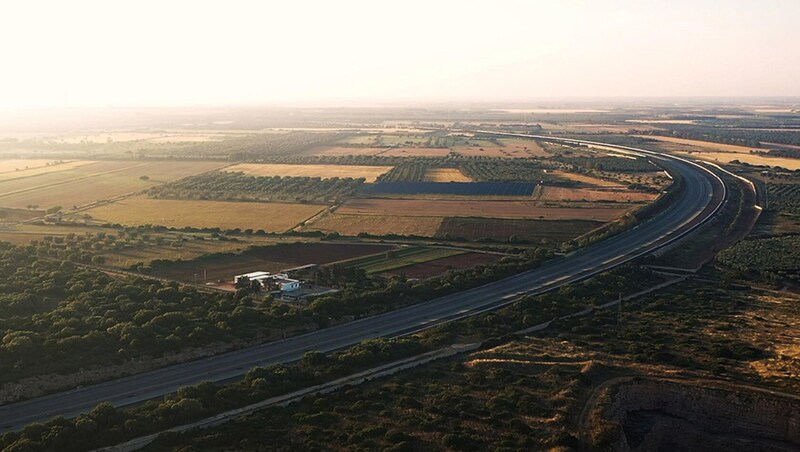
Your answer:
[0,136,724,434]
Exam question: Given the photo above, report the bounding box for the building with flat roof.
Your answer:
[234,271,302,292]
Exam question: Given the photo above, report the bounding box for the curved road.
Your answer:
[0,136,724,433]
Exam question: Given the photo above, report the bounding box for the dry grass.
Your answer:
[636,135,758,153]
[224,163,393,182]
[0,160,97,182]
[83,197,325,232]
[423,168,473,182]
[449,138,550,158]
[0,159,71,173]
[336,198,630,221]
[101,237,287,269]
[0,160,226,210]
[679,152,800,171]
[303,212,443,236]
[374,148,456,157]
[537,187,657,203]
[312,146,387,156]
[53,131,231,144]
[550,171,623,188]
[0,224,121,245]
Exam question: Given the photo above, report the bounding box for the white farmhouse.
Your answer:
[234,271,302,293]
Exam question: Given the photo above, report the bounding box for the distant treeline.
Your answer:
[638,126,800,148]
[0,131,350,160]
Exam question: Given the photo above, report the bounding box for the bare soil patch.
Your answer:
[537,187,657,203]
[550,171,623,188]
[336,198,630,221]
[435,217,602,242]
[151,242,396,282]
[303,212,444,237]
[386,252,501,279]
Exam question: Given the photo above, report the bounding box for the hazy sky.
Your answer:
[1,0,798,108]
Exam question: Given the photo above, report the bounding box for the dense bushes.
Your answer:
[0,338,429,452]
[717,235,800,282]
[0,243,309,384]
[766,183,800,214]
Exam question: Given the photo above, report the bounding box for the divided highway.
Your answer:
[0,137,725,434]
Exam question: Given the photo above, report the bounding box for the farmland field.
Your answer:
[550,171,623,188]
[336,246,466,274]
[148,172,364,203]
[335,198,630,221]
[423,168,473,182]
[362,182,537,196]
[313,147,390,157]
[83,197,325,232]
[0,160,98,183]
[0,160,226,209]
[636,135,758,153]
[450,138,549,158]
[0,224,120,245]
[371,147,457,157]
[303,213,444,237]
[0,159,83,174]
[435,217,602,242]
[149,242,396,282]
[678,151,800,170]
[536,186,657,203]
[49,131,236,144]
[32,234,294,269]
[224,163,393,182]
[0,208,47,226]
[385,252,502,278]
[97,235,301,269]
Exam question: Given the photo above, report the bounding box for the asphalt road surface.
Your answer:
[0,137,724,434]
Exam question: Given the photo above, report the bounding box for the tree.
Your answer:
[235,276,251,290]
[249,279,263,294]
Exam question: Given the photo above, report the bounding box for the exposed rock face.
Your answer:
[596,379,800,451]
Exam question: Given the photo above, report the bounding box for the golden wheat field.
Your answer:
[224,163,393,182]
[423,168,474,182]
[83,197,327,232]
[336,198,631,221]
[536,187,658,203]
[0,160,226,210]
